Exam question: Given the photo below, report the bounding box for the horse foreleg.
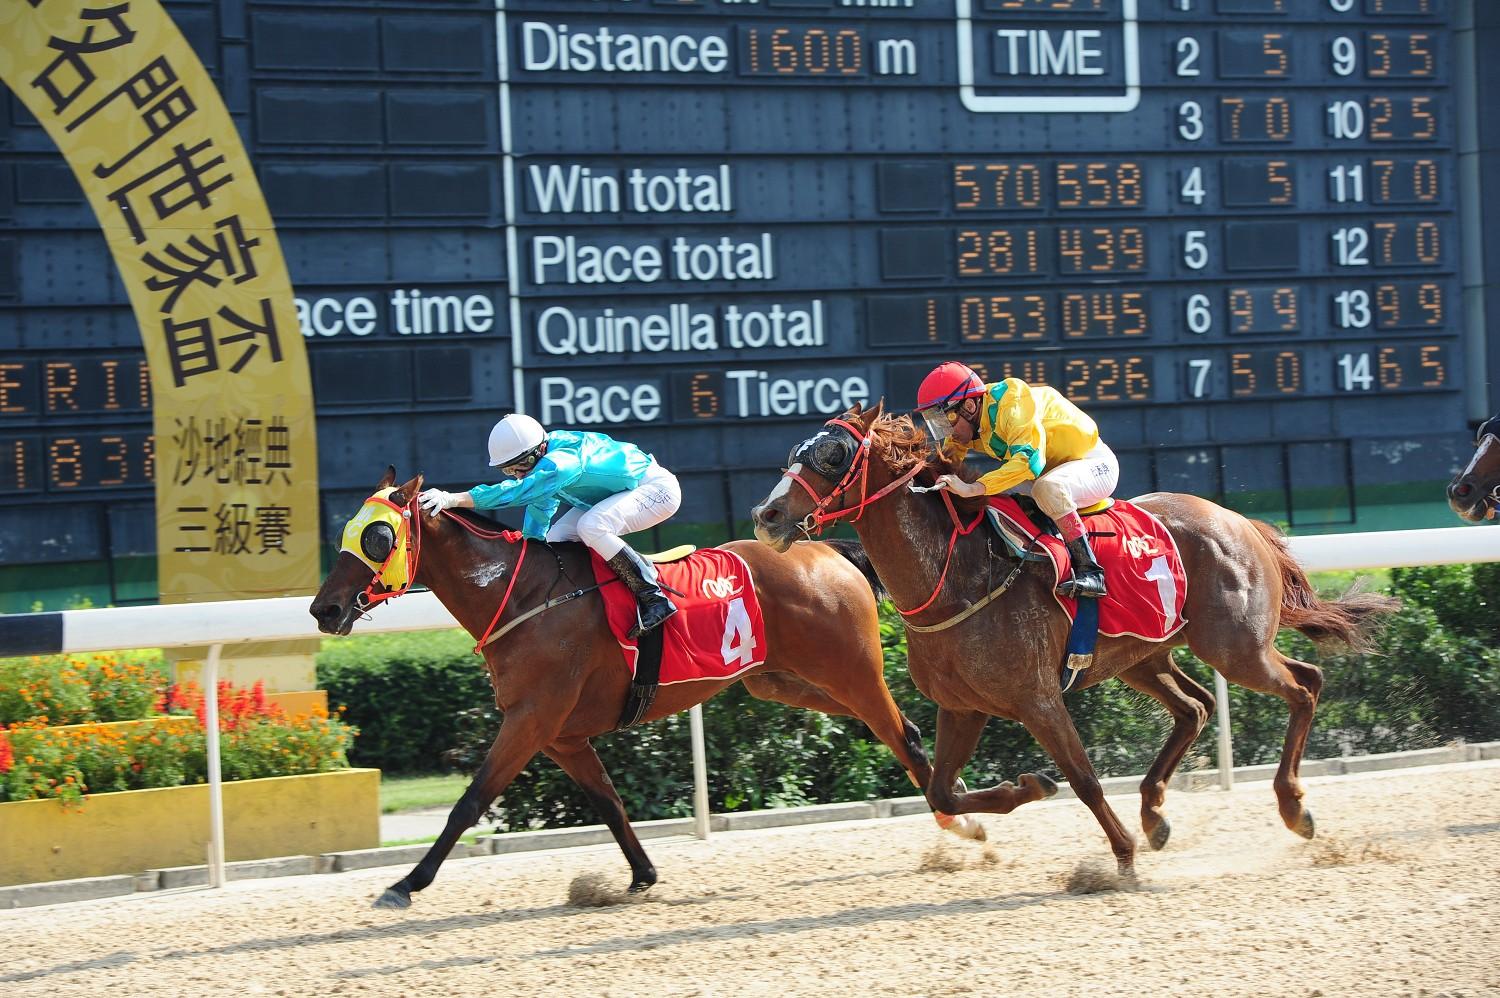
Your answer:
[924,708,1055,826]
[1022,698,1137,876]
[543,736,657,893]
[744,673,978,839]
[1118,651,1214,850]
[374,713,551,910]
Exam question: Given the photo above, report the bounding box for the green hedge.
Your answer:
[320,562,1500,829]
[316,630,491,773]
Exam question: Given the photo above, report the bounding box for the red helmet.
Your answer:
[916,362,986,412]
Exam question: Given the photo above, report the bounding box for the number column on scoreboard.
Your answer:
[1161,2,1458,413]
[863,1,1460,422]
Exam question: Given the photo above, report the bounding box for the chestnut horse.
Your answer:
[751,404,1398,876]
[311,468,977,910]
[1448,415,1500,522]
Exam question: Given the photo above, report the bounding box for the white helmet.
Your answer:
[487,414,546,467]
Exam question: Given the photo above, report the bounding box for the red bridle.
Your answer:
[780,418,924,535]
[778,417,988,621]
[357,494,422,609]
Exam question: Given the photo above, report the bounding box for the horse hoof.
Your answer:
[1293,809,1316,840]
[1146,816,1171,851]
[372,888,411,910]
[1026,772,1059,799]
[627,878,656,895]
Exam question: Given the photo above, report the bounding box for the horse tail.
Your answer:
[822,538,888,603]
[1248,519,1400,652]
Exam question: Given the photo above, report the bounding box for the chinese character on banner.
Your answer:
[141,215,261,313]
[213,502,253,555]
[236,418,264,485]
[173,505,209,553]
[163,314,218,387]
[29,4,136,116]
[161,299,283,386]
[205,416,233,484]
[255,505,292,554]
[105,138,233,244]
[170,415,203,486]
[265,417,292,486]
[218,298,282,373]
[65,56,196,179]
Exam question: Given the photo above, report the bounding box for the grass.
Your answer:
[380,772,470,814]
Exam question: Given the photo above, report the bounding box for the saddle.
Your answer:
[985,495,1113,560]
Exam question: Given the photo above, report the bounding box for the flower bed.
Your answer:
[0,676,358,806]
[0,650,166,727]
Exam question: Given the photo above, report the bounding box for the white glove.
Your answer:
[418,488,458,514]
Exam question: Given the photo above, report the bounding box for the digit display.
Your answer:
[0,0,1488,586]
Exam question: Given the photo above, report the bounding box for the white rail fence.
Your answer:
[4,525,1497,889]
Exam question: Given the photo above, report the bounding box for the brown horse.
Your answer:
[751,404,1398,876]
[1448,416,1500,522]
[310,468,978,909]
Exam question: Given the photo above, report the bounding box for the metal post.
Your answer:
[204,642,227,887]
[1214,670,1234,791]
[689,704,710,839]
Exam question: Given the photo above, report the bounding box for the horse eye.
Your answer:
[818,441,848,469]
[361,522,395,563]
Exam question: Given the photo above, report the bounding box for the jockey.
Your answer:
[418,414,682,638]
[915,363,1119,684]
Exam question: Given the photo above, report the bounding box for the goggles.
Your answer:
[499,445,544,477]
[919,404,963,442]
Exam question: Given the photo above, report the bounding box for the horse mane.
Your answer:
[867,413,988,516]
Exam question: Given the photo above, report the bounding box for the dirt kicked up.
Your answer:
[4,761,1499,998]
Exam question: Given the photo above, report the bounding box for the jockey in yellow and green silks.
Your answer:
[915,362,1119,605]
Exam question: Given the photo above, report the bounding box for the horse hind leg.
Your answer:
[923,707,1057,829]
[1118,650,1215,850]
[544,737,657,893]
[742,672,986,841]
[1197,643,1323,838]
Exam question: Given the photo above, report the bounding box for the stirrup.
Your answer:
[628,599,677,640]
[1058,573,1107,600]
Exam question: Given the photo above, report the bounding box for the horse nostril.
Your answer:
[1452,482,1473,499]
[755,504,782,527]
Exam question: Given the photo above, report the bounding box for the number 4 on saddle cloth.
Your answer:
[591,547,768,728]
[986,496,1189,669]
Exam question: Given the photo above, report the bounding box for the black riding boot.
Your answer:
[607,545,678,639]
[1058,533,1108,599]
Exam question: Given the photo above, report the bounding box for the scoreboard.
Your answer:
[1,0,1495,602]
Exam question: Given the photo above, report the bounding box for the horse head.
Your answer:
[310,466,425,634]
[751,400,946,551]
[1448,418,1500,523]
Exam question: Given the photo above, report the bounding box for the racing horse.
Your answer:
[1448,415,1500,522]
[310,467,981,910]
[751,403,1398,876]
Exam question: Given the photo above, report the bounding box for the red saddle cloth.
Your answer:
[987,496,1189,642]
[590,547,768,684]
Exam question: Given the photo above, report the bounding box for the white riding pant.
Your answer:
[1013,440,1119,520]
[545,462,682,560]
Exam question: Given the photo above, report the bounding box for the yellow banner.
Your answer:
[0,1,319,602]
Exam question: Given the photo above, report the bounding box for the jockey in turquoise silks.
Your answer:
[418,414,682,638]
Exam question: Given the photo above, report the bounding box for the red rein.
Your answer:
[779,417,983,621]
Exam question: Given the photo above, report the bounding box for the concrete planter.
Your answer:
[0,768,379,886]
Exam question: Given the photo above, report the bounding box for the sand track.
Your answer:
[6,761,1499,998]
